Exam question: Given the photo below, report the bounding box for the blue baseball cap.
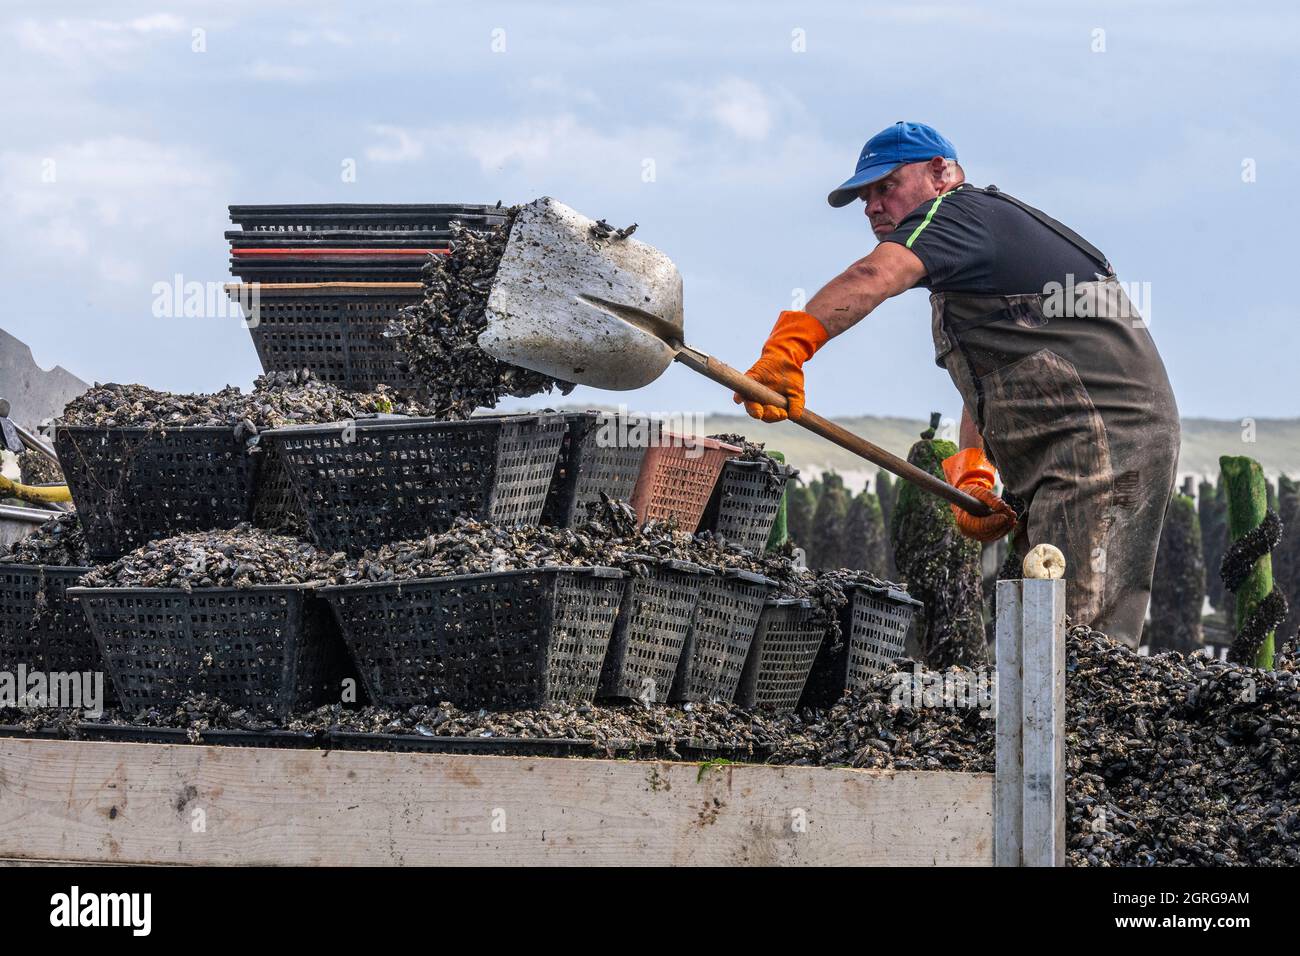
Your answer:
[827,121,958,207]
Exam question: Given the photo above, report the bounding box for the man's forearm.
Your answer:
[805,260,895,336]
[801,242,928,337]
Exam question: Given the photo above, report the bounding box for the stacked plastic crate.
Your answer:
[225,203,508,391]
[2,201,927,742]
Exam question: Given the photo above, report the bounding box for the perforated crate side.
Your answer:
[489,416,570,526]
[55,426,260,560]
[795,582,920,712]
[629,436,739,530]
[669,571,771,703]
[227,203,507,232]
[326,732,607,759]
[231,263,426,284]
[250,440,305,534]
[0,565,115,702]
[234,288,423,392]
[597,561,706,704]
[70,586,348,718]
[321,567,624,710]
[76,724,321,749]
[735,600,827,712]
[700,458,793,552]
[266,415,566,555]
[225,229,457,247]
[800,585,921,708]
[844,587,919,685]
[542,413,653,527]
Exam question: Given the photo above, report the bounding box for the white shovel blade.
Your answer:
[478,197,683,391]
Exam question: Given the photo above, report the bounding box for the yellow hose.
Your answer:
[0,474,72,504]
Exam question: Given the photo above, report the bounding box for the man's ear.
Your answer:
[929,155,948,186]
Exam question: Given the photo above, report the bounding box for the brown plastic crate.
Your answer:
[628,434,740,530]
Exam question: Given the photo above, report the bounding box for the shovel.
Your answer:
[478,197,992,517]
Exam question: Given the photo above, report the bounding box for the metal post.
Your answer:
[995,577,1066,866]
[994,578,1023,867]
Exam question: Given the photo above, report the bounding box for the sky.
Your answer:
[1,0,1296,422]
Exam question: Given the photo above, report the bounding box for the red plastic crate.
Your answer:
[629,434,741,529]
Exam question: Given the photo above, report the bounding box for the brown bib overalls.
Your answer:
[929,187,1180,648]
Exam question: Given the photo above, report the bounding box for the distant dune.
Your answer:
[535,404,1300,493]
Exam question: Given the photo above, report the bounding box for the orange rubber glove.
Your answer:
[732,310,830,423]
[941,447,1019,543]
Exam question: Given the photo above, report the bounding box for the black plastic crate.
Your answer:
[69,585,353,719]
[0,564,115,701]
[76,724,321,749]
[669,568,773,704]
[78,725,191,745]
[320,566,626,709]
[264,414,568,555]
[0,724,65,740]
[54,425,277,559]
[230,284,424,393]
[231,261,429,283]
[226,231,455,248]
[541,412,653,527]
[325,731,643,759]
[598,558,708,704]
[249,439,306,534]
[228,203,507,232]
[735,598,827,712]
[662,737,773,763]
[800,582,924,708]
[698,457,795,550]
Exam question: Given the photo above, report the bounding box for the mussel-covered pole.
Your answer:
[891,413,987,668]
[1220,455,1287,668]
[1146,493,1205,655]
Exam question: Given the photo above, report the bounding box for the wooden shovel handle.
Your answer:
[675,349,994,518]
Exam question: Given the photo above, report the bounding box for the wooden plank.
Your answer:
[994,578,1023,867]
[1021,578,1066,867]
[0,739,993,867]
[0,858,140,867]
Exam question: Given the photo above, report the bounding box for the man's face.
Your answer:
[859,162,942,240]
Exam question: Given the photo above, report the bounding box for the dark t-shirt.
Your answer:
[879,184,1108,294]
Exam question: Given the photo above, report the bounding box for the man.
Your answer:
[736,121,1179,649]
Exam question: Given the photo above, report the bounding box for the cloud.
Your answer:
[703,77,774,141]
[129,13,187,33]
[365,125,425,164]
[287,27,352,47]
[0,136,228,284]
[360,96,839,198]
[666,78,809,144]
[242,60,315,83]
[526,74,602,108]
[404,114,688,186]
[16,13,187,66]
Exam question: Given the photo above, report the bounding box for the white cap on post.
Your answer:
[1022,543,1065,580]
